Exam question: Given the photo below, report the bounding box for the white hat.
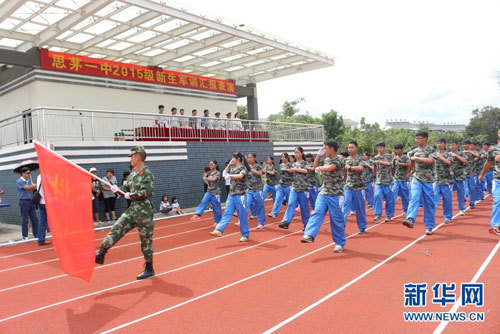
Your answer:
[89,167,97,172]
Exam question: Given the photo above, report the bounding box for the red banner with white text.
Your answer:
[40,49,236,95]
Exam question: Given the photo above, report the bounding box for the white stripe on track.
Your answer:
[263,200,481,333]
[433,239,500,334]
[99,214,402,333]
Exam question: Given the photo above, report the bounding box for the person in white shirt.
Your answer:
[170,107,179,128]
[159,194,172,215]
[36,174,51,246]
[179,108,187,128]
[234,112,244,131]
[225,112,234,130]
[155,105,166,127]
[171,196,185,215]
[213,112,223,129]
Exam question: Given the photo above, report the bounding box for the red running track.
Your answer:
[0,197,498,333]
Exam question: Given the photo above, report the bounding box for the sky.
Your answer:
[181,0,500,125]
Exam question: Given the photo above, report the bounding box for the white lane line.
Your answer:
[263,202,479,333]
[433,239,500,334]
[98,214,401,333]
[0,219,282,293]
[0,224,307,324]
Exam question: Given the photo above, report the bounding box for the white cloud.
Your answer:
[184,0,500,125]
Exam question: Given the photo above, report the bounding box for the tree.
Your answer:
[466,106,500,143]
[268,98,305,122]
[237,105,248,120]
[321,110,345,140]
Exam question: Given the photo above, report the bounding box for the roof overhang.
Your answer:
[0,0,334,85]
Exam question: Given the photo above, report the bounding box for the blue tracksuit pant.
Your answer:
[194,192,222,223]
[283,190,310,226]
[304,194,346,246]
[246,190,266,225]
[271,185,290,216]
[453,179,466,211]
[215,195,249,237]
[406,179,436,229]
[364,182,374,207]
[491,180,500,228]
[263,184,277,201]
[309,186,318,210]
[393,180,410,214]
[374,184,395,218]
[343,188,366,230]
[434,184,453,221]
[484,171,493,195]
[465,176,478,206]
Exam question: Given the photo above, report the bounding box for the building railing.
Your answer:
[0,107,324,148]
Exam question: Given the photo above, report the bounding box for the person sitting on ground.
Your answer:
[159,194,172,215]
[171,196,185,215]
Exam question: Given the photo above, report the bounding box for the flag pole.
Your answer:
[35,141,126,195]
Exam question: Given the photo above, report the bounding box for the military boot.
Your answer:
[95,246,108,264]
[137,261,155,280]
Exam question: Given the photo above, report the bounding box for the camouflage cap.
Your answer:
[128,146,146,156]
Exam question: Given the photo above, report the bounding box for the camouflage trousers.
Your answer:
[102,208,154,262]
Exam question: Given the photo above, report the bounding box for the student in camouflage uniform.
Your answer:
[210,152,251,242]
[95,146,156,280]
[245,153,266,229]
[462,140,479,208]
[342,141,367,233]
[279,147,311,229]
[269,153,293,218]
[449,139,468,215]
[262,156,278,202]
[191,160,222,224]
[482,142,494,195]
[373,142,395,222]
[474,141,487,201]
[362,152,375,209]
[479,126,500,235]
[302,140,346,253]
[432,138,454,223]
[305,153,319,211]
[403,131,437,235]
[392,144,410,215]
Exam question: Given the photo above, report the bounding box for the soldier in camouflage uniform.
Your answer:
[462,140,479,208]
[245,153,266,228]
[432,138,454,223]
[210,152,250,242]
[362,152,375,208]
[279,147,311,229]
[191,160,222,224]
[305,153,319,211]
[262,156,278,202]
[392,144,410,215]
[403,131,437,235]
[482,142,494,195]
[449,139,468,215]
[342,141,368,233]
[269,153,293,218]
[373,142,395,222]
[302,140,346,253]
[95,146,156,280]
[479,126,500,235]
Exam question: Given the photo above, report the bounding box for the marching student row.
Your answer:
[190,129,500,252]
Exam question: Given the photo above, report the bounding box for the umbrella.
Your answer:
[13,160,39,174]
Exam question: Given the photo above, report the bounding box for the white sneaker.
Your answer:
[333,245,344,253]
[257,224,265,229]
[235,221,240,226]
[459,210,465,216]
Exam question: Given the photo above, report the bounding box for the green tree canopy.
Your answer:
[466,106,500,143]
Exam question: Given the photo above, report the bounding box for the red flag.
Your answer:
[34,142,95,282]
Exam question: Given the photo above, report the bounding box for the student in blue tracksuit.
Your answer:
[191,160,222,225]
[392,144,410,215]
[245,153,266,229]
[482,142,494,195]
[301,140,346,253]
[362,152,375,209]
[432,138,454,224]
[479,126,500,235]
[210,152,251,242]
[462,140,479,209]
[373,142,395,222]
[262,156,278,202]
[403,131,437,235]
[305,153,318,212]
[268,153,293,218]
[449,140,468,216]
[279,147,311,230]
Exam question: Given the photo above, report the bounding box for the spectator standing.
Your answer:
[189,109,199,129]
[101,168,118,222]
[179,108,186,127]
[234,111,244,130]
[16,167,39,240]
[170,107,179,128]
[90,167,102,223]
[155,105,166,127]
[201,109,211,129]
[213,112,223,129]
[225,112,234,130]
[36,173,50,246]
